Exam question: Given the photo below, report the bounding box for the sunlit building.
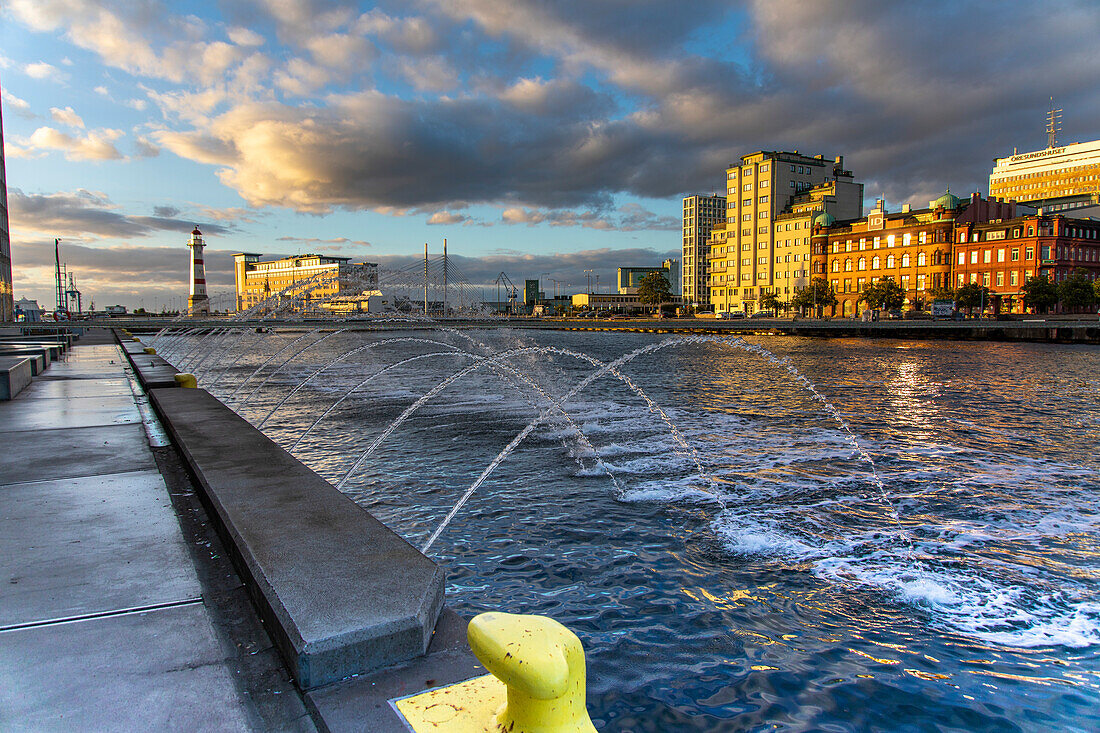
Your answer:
[954,212,1100,313]
[818,192,1017,316]
[233,253,378,313]
[617,261,679,295]
[682,194,724,307]
[989,138,1100,212]
[707,150,863,314]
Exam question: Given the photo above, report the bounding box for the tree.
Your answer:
[860,277,904,310]
[1057,271,1098,311]
[790,277,837,317]
[954,283,989,313]
[927,285,955,302]
[1021,275,1058,314]
[636,272,671,313]
[758,292,781,314]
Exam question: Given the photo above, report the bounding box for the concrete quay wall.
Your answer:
[115,331,446,691]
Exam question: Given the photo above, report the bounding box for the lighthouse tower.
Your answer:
[187,226,209,316]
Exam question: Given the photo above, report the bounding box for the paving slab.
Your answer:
[18,376,132,399]
[0,424,155,484]
[0,470,202,628]
[0,392,139,432]
[0,603,255,732]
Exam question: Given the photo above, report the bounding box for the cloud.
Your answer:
[24,61,61,79]
[1,90,34,119]
[49,106,85,128]
[18,127,125,161]
[276,235,373,249]
[134,136,160,157]
[500,204,677,232]
[8,189,233,239]
[228,27,265,47]
[427,211,468,225]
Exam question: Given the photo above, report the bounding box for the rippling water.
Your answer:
[169,328,1100,731]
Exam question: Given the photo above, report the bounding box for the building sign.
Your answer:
[1009,146,1066,163]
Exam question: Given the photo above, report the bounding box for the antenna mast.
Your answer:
[1046,98,1062,148]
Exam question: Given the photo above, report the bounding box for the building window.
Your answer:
[858,257,866,271]
[758,195,769,204]
[831,261,839,272]
[790,164,796,172]
[996,271,1004,286]
[760,164,769,173]
[743,199,751,207]
[917,252,925,266]
[872,256,881,269]
[744,183,752,191]
[1010,248,1019,262]
[759,227,769,234]
[958,252,966,265]
[903,233,911,246]
[983,250,992,263]
[873,237,881,249]
[742,214,751,222]
[759,211,768,219]
[1028,226,1034,235]
[970,251,978,264]
[1010,271,1018,285]
[919,231,927,244]
[958,273,965,286]
[918,274,926,291]
[982,273,990,286]
[844,259,852,271]
[887,235,895,247]
[997,248,1006,262]
[760,180,769,188]
[728,170,737,179]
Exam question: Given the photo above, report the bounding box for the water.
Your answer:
[189,328,1100,731]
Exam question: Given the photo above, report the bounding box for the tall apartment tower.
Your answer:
[681,194,724,307]
[0,87,13,322]
[187,227,210,315]
[707,151,862,314]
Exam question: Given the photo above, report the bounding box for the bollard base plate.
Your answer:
[393,674,504,732]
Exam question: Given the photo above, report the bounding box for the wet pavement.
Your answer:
[0,331,313,731]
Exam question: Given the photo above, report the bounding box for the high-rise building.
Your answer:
[681,194,724,307]
[707,151,863,314]
[989,138,1100,211]
[0,88,13,321]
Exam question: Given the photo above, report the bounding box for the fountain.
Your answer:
[143,319,1100,732]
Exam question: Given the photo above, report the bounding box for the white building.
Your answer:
[989,138,1100,208]
[682,194,724,307]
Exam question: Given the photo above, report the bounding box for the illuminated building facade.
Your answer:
[233,253,378,313]
[681,194,724,306]
[989,138,1100,211]
[954,213,1100,313]
[707,150,863,314]
[0,93,12,321]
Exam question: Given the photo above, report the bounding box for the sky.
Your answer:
[2,0,1099,310]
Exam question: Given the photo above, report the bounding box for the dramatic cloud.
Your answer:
[427,211,468,226]
[8,189,233,239]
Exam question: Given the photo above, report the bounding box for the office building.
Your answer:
[989,138,1100,211]
[682,195,724,306]
[233,253,378,313]
[617,262,679,295]
[708,151,863,314]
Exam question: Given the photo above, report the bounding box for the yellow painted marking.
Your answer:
[394,674,506,732]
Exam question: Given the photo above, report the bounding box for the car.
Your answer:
[715,311,745,319]
[885,309,903,319]
[748,310,774,319]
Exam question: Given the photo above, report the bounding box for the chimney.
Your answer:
[901,203,911,213]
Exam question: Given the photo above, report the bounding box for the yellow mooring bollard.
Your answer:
[174,373,197,388]
[142,347,156,355]
[394,611,596,732]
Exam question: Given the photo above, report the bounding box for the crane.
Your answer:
[494,272,520,315]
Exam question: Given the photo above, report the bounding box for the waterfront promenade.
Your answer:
[0,330,314,731]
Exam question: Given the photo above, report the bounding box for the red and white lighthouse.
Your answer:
[187,226,209,315]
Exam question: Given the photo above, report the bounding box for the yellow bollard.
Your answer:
[174,373,197,388]
[467,612,597,733]
[143,347,156,354]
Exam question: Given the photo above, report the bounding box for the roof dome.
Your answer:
[813,211,836,227]
[930,190,961,210]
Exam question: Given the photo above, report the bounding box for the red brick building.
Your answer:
[954,213,1100,313]
[815,192,1016,317]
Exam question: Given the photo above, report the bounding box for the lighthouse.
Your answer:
[187,226,210,316]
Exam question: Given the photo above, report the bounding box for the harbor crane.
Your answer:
[494,272,520,315]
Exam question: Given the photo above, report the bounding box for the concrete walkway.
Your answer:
[0,332,311,731]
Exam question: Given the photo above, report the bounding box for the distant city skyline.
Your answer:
[2,0,1099,309]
